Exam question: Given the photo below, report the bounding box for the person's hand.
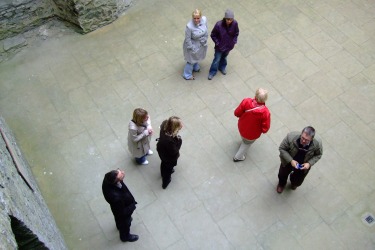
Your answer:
[199,37,206,45]
[291,160,299,169]
[148,128,153,135]
[301,162,311,170]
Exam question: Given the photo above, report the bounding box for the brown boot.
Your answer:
[276,184,284,194]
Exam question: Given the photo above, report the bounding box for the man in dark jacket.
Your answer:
[102,169,139,242]
[208,9,239,80]
[277,126,323,193]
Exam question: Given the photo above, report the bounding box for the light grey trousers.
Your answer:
[234,137,256,160]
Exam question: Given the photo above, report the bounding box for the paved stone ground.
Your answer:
[1,0,375,249]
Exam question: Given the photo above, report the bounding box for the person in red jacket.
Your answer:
[233,88,271,162]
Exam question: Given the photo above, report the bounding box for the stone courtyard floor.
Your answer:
[1,0,375,249]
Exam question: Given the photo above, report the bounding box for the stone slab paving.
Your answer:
[1,0,375,249]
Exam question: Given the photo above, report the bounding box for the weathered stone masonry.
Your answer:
[0,0,133,60]
[0,117,67,249]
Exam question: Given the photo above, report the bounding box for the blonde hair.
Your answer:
[255,88,268,103]
[132,108,148,126]
[163,116,183,137]
[192,9,202,18]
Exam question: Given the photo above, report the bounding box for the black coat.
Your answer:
[157,120,182,166]
[102,179,137,220]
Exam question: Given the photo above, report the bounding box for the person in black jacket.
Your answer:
[102,169,139,242]
[157,116,183,189]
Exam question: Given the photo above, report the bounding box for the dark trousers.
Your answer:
[160,161,174,186]
[278,163,310,187]
[115,216,132,241]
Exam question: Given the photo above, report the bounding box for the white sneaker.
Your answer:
[148,149,153,155]
[141,160,149,165]
[233,156,246,162]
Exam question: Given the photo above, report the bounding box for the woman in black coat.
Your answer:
[156,116,183,189]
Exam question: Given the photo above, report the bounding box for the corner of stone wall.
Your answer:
[0,117,67,250]
[0,0,134,62]
[75,0,133,33]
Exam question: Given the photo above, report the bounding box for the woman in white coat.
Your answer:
[128,108,153,165]
[182,9,208,80]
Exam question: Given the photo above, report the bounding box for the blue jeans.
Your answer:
[183,62,200,79]
[209,50,229,76]
[135,155,147,164]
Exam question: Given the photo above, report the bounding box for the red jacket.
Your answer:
[234,98,271,140]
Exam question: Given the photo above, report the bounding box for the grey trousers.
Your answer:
[234,137,255,160]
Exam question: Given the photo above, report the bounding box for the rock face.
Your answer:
[74,0,133,33]
[0,0,133,60]
[0,117,67,250]
[0,0,57,40]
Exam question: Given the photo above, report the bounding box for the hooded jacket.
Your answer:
[211,19,239,52]
[234,97,271,140]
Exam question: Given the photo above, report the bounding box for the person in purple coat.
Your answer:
[208,9,239,80]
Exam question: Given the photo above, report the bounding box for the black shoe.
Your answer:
[121,234,139,242]
[162,179,171,189]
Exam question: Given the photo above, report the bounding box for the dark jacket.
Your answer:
[211,19,239,52]
[157,120,182,166]
[102,179,137,220]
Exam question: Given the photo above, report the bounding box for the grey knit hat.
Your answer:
[224,9,234,19]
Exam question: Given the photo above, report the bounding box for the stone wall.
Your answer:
[0,117,67,250]
[0,0,134,61]
[75,0,133,33]
[0,0,57,40]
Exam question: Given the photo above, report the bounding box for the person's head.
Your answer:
[255,88,268,103]
[132,108,148,126]
[164,116,183,137]
[300,126,315,146]
[224,9,234,26]
[192,9,202,25]
[104,169,125,184]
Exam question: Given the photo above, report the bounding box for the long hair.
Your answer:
[163,116,182,137]
[132,108,148,126]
